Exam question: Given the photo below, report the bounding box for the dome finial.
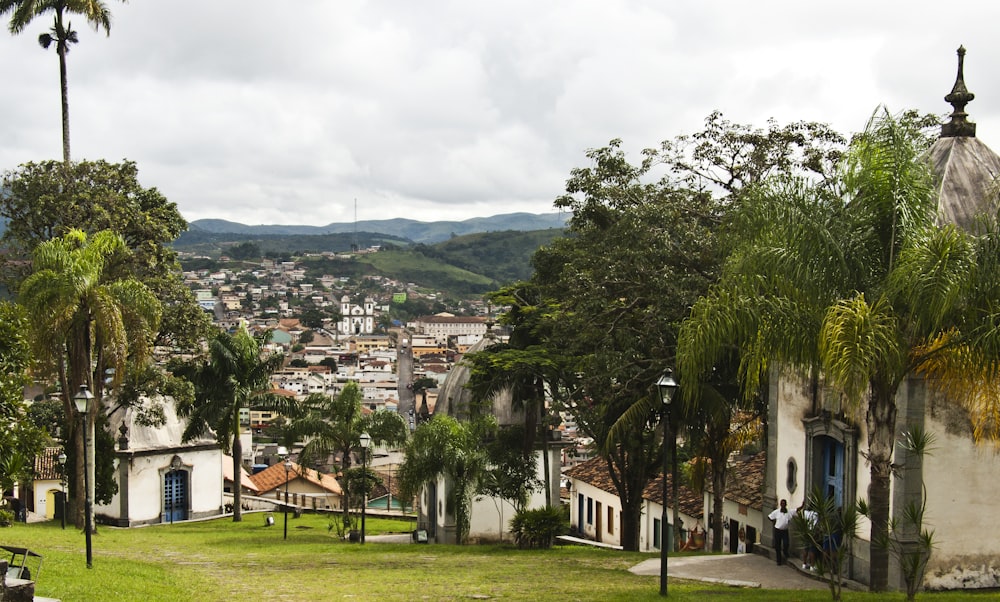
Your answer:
[942,45,976,138]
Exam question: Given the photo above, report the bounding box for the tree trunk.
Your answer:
[620,495,642,551]
[711,467,726,552]
[232,435,243,522]
[866,379,898,592]
[56,15,71,168]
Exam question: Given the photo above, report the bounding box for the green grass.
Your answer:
[2,515,995,601]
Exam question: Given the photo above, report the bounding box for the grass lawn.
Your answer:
[1,514,995,601]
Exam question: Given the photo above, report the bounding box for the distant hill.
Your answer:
[187,212,570,244]
[175,223,569,298]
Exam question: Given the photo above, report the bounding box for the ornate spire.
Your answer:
[942,45,976,138]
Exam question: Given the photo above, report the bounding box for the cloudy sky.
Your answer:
[3,1,1000,226]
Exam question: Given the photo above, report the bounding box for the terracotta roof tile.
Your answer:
[249,461,343,496]
[706,451,765,510]
[34,447,64,481]
[565,456,704,519]
[564,456,617,495]
[642,474,704,519]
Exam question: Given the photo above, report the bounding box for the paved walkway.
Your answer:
[630,554,828,590]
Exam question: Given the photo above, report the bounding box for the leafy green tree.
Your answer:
[286,382,407,530]
[0,301,46,501]
[1,0,123,167]
[0,159,211,352]
[528,141,721,551]
[173,326,290,522]
[465,282,565,506]
[398,414,494,544]
[18,229,160,528]
[677,109,997,590]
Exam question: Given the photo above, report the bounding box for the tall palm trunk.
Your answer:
[57,35,71,166]
[866,377,899,591]
[710,466,727,551]
[231,422,243,521]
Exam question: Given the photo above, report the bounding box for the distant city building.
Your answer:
[339,295,375,335]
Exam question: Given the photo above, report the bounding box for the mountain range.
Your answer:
[186,211,571,245]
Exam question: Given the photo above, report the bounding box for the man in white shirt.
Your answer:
[798,503,819,570]
[767,498,791,565]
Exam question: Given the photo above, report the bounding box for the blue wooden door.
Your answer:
[164,470,187,523]
[822,438,845,507]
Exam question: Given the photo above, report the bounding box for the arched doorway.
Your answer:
[163,456,189,523]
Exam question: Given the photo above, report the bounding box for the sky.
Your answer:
[3,1,1000,226]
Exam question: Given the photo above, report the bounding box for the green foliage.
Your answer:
[478,425,543,514]
[398,414,495,544]
[287,382,408,530]
[227,241,261,260]
[675,108,984,590]
[791,488,859,601]
[172,325,289,521]
[509,505,567,549]
[0,508,12,527]
[421,229,566,283]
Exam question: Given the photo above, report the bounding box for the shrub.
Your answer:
[0,509,14,527]
[510,505,567,549]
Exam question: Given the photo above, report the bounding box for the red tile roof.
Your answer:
[565,455,704,519]
[706,451,765,510]
[250,461,343,496]
[34,447,64,481]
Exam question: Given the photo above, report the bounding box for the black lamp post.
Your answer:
[359,432,371,544]
[73,384,95,569]
[656,369,678,597]
[57,452,67,530]
[283,458,293,540]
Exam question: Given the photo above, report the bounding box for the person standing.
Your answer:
[798,503,819,570]
[768,498,792,565]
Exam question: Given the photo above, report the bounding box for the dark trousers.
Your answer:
[774,528,789,564]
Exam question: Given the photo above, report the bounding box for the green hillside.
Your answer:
[422,228,566,284]
[176,227,569,298]
[357,249,497,296]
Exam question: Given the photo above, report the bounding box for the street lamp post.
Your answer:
[276,446,289,540]
[57,452,67,530]
[73,384,95,569]
[283,458,293,540]
[656,370,679,597]
[359,432,371,544]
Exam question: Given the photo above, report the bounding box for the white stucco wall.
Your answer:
[97,447,223,524]
[921,391,1000,589]
[569,480,622,547]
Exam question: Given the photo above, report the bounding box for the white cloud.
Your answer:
[2,0,1000,225]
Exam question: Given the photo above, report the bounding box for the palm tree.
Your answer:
[18,228,160,528]
[397,414,493,544]
[1,0,121,167]
[677,109,1000,590]
[173,326,290,522]
[286,382,407,530]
